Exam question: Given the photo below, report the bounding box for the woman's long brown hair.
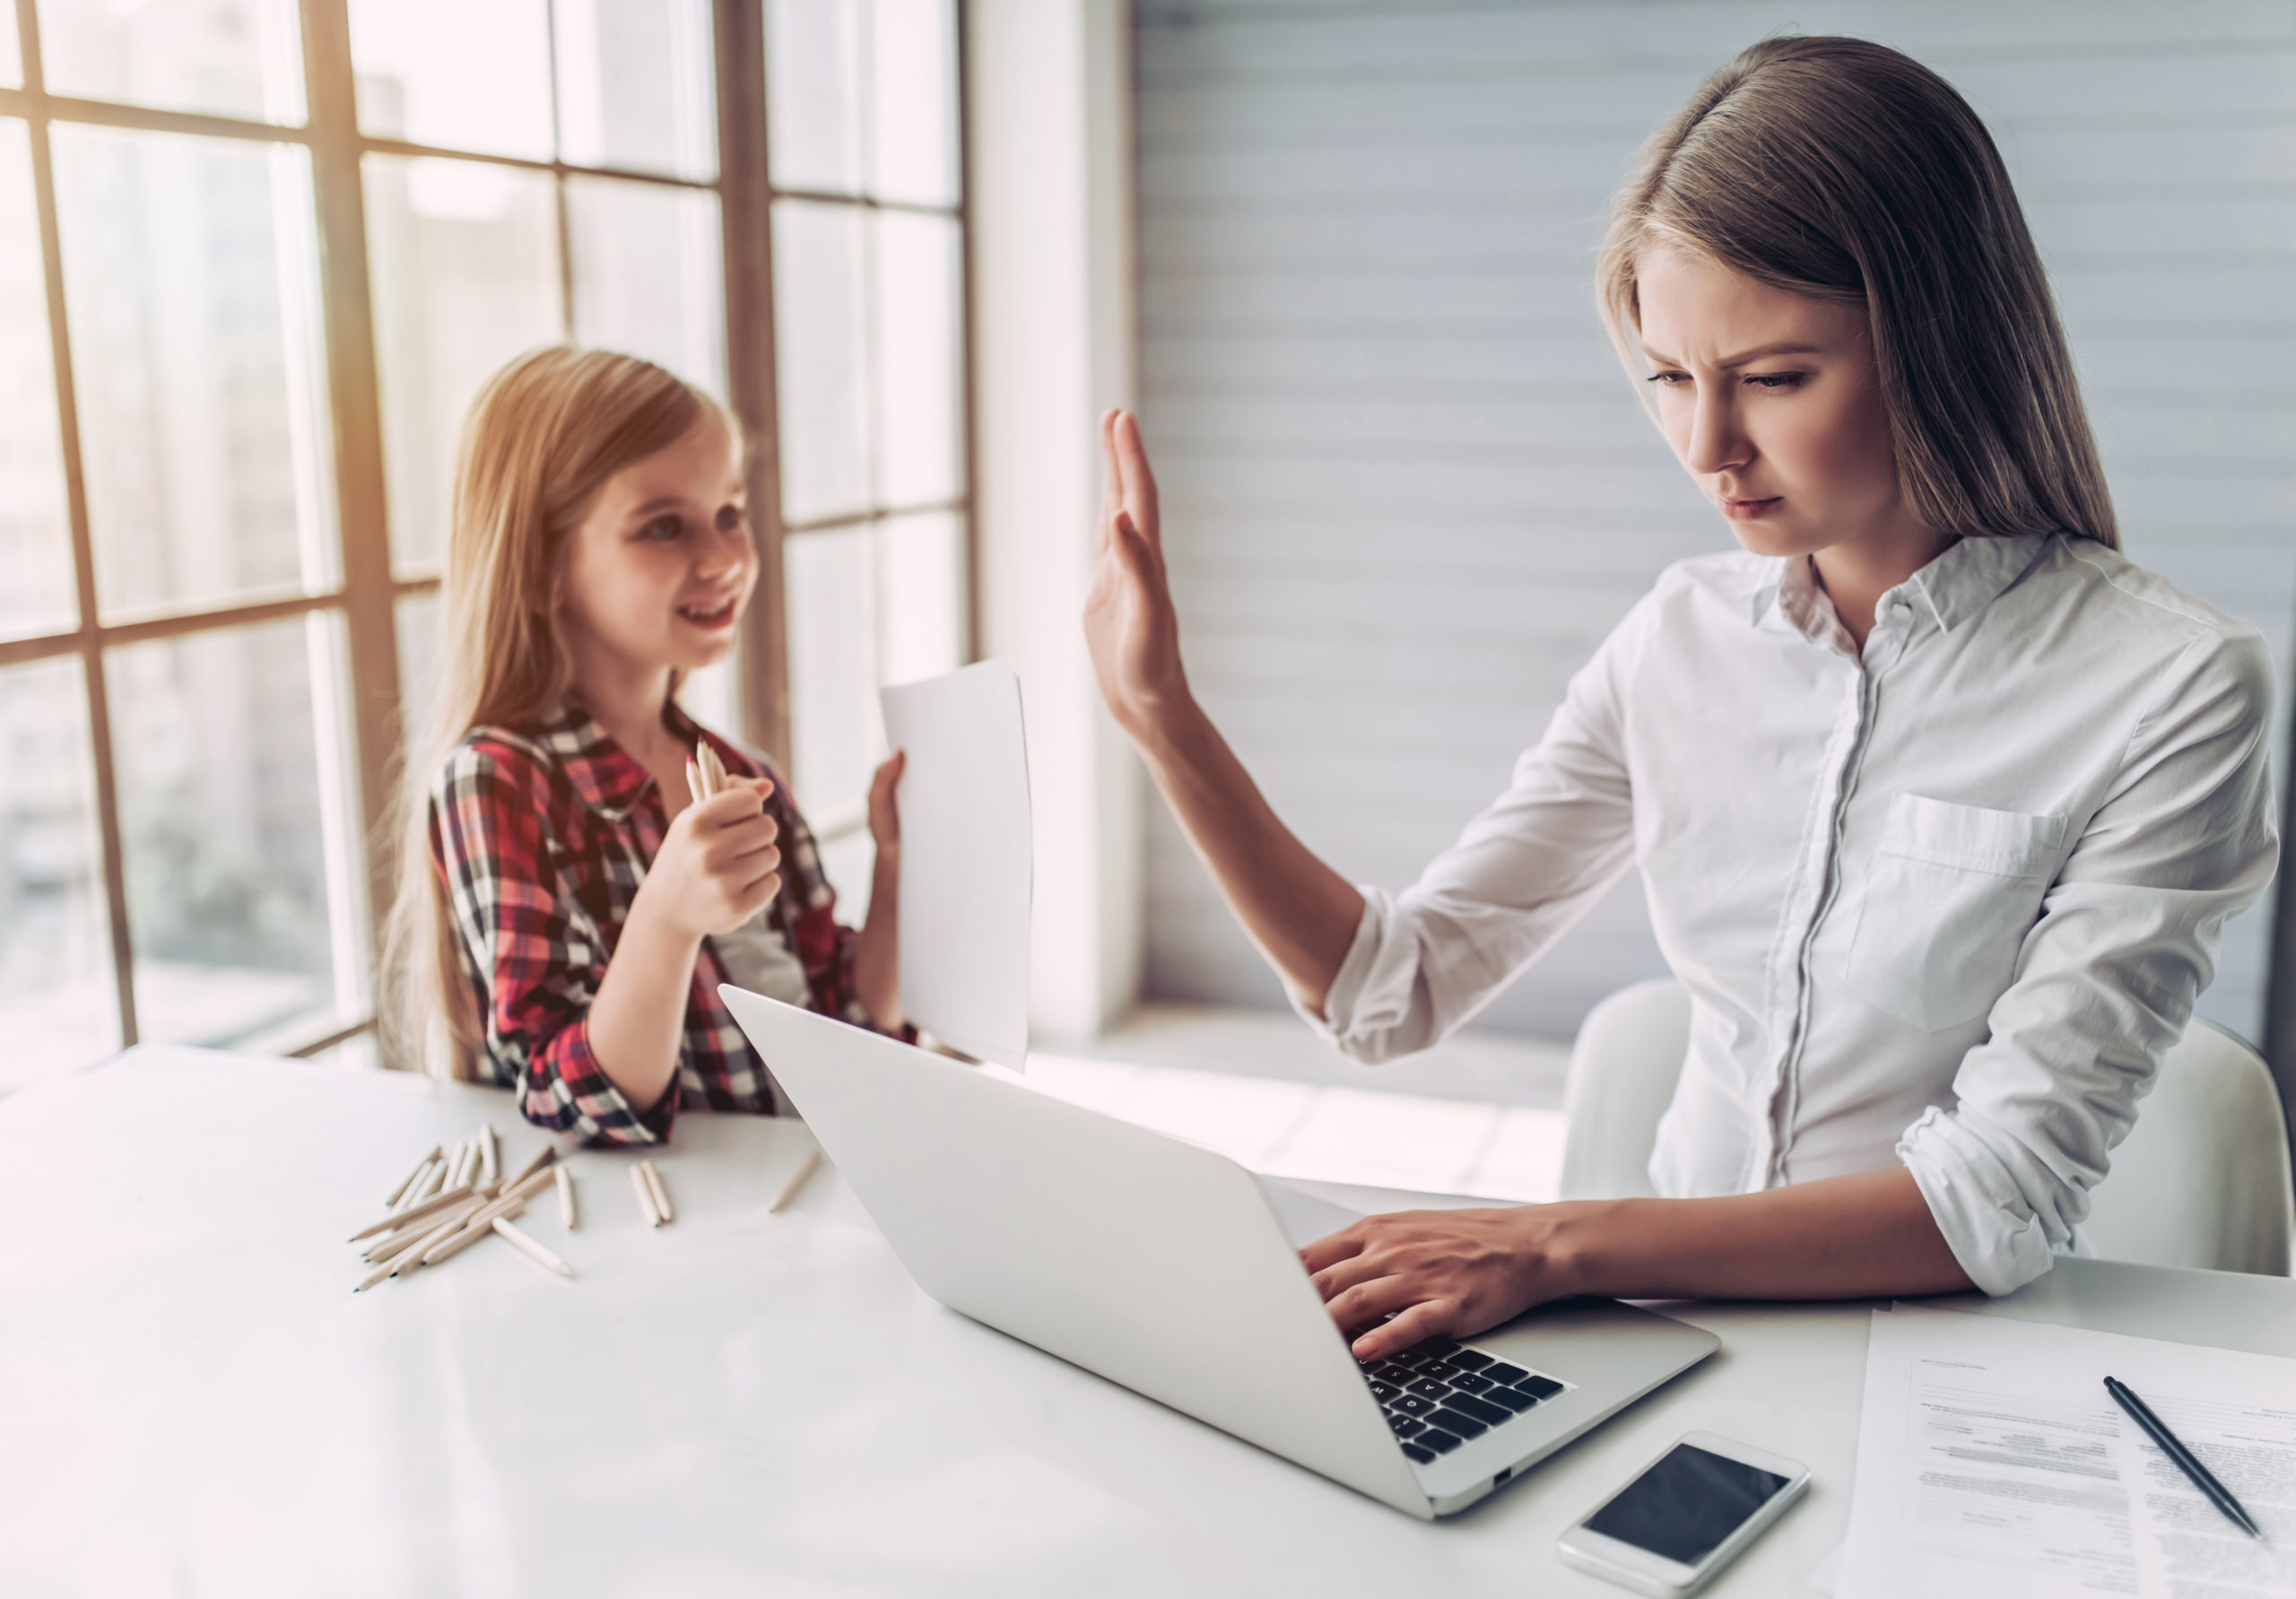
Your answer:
[1598,36,2118,550]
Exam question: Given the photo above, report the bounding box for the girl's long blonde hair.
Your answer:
[378,346,734,1077]
[1596,36,2118,549]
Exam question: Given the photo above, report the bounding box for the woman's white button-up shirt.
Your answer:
[1308,533,2278,1294]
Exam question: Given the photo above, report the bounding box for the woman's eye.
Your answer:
[1745,371,1805,390]
[639,514,683,542]
[1646,371,1691,387]
[715,503,745,532]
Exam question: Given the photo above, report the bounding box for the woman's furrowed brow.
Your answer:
[1643,339,1823,369]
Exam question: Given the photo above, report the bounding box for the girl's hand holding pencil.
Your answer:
[639,759,783,939]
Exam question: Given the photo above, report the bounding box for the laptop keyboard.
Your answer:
[1358,1336,1570,1465]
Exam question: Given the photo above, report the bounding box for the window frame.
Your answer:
[0,0,970,1063]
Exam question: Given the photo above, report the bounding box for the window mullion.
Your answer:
[297,0,404,977]
[954,0,978,665]
[18,0,139,1048]
[718,0,791,769]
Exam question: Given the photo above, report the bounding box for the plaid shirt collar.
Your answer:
[535,699,717,823]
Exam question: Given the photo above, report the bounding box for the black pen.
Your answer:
[2104,1375,2264,1541]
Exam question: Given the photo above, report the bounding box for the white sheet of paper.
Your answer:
[880,660,1031,1069]
[1840,1305,2296,1598]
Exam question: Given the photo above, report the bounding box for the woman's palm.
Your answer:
[1083,411,1187,735]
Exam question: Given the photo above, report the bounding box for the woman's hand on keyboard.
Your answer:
[1304,1170,1975,1360]
[1300,1206,1591,1363]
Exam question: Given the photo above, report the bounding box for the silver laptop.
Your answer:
[721,986,1718,1520]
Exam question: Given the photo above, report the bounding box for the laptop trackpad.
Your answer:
[1257,1175,1365,1249]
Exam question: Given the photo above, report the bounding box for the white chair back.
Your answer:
[1560,978,1689,1204]
[1558,978,2293,1276]
[2083,1021,2293,1276]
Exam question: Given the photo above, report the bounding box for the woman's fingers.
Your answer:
[1352,1299,1462,1362]
[1099,410,1124,550]
[1109,511,1162,599]
[1311,1246,1402,1303]
[1113,412,1161,552]
[1299,1221,1373,1275]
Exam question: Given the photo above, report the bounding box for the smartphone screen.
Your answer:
[1582,1443,1793,1566]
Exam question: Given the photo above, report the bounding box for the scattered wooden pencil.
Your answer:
[349,1182,477,1241]
[352,1134,564,1293]
[493,1217,575,1279]
[556,1163,577,1230]
[384,1145,441,1209]
[770,1149,822,1213]
[639,1160,674,1224]
[398,1156,447,1211]
[632,1164,664,1228]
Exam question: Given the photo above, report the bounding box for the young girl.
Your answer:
[1085,37,2278,1360]
[383,345,904,1143]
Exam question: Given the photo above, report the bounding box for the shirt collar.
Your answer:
[1747,532,2054,635]
[537,698,708,822]
[1906,532,2052,633]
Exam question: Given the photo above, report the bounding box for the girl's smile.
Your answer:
[675,594,742,630]
[559,416,758,680]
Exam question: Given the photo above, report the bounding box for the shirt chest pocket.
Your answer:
[1845,795,2066,1033]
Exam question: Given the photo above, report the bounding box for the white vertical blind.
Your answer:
[1135,1,2295,1040]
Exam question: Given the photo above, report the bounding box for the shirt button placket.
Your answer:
[1759,651,1874,1189]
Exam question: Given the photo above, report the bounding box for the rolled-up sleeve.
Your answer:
[1298,600,1648,1063]
[1898,625,2280,1294]
[431,743,671,1147]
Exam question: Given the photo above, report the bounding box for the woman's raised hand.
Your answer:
[1084,410,1190,742]
[639,778,782,940]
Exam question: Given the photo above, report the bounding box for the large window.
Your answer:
[0,0,967,1090]
[766,0,969,909]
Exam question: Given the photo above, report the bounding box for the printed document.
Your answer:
[1840,1305,2296,1597]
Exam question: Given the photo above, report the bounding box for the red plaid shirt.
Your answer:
[429,700,878,1145]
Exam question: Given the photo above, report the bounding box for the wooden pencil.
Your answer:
[402,1157,448,1209]
[350,1181,478,1241]
[387,1158,434,1214]
[632,1164,663,1227]
[701,743,728,795]
[418,1180,544,1265]
[384,1145,442,1209]
[501,1144,556,1195]
[444,1166,555,1244]
[422,1198,525,1267]
[770,1149,822,1212]
[366,1196,482,1263]
[386,1204,484,1281]
[492,1217,575,1278]
[353,1253,404,1294]
[685,758,708,805]
[556,1162,577,1229]
[639,1160,674,1224]
[479,1124,499,1186]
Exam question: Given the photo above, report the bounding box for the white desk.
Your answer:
[8,1047,2295,1597]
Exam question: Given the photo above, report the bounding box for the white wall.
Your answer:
[1135,0,2295,1042]
[969,0,1144,1044]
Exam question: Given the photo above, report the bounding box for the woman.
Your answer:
[1083,37,2277,1362]
[381,347,904,1142]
